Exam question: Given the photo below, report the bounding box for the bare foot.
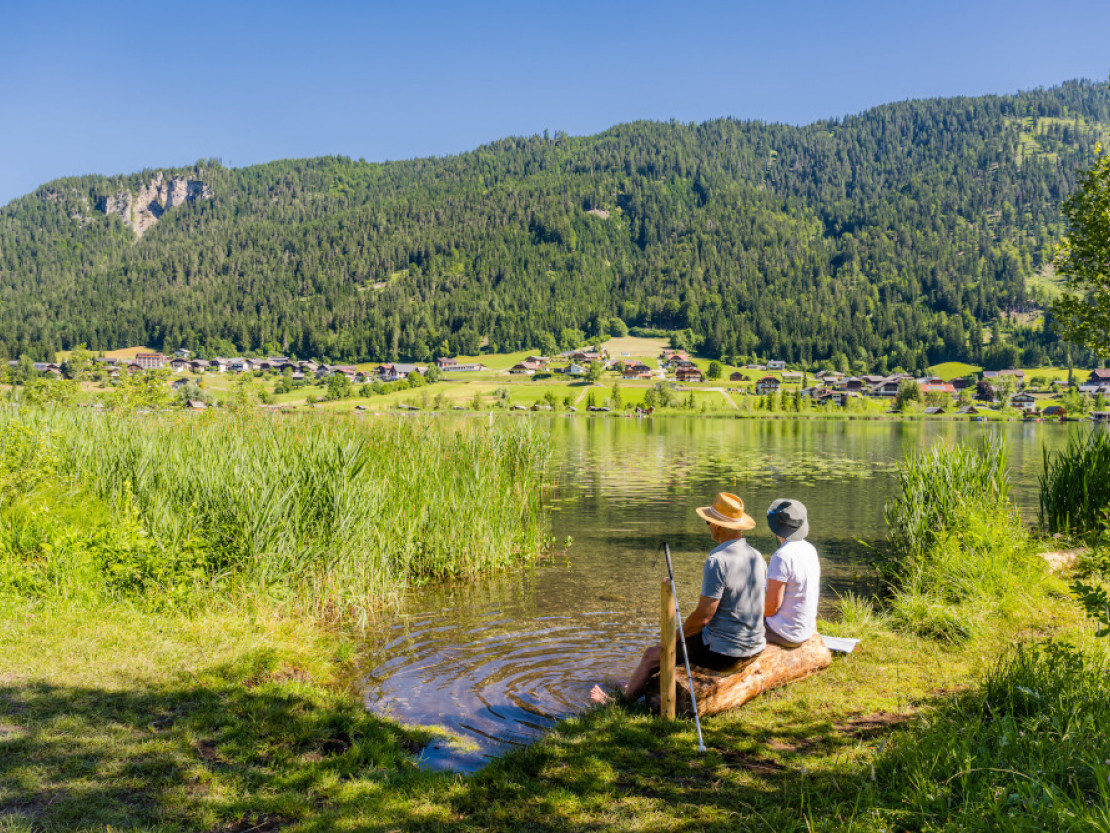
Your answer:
[589,684,621,704]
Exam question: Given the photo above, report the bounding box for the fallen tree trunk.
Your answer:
[647,634,832,717]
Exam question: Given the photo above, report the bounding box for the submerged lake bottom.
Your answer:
[357,417,1077,771]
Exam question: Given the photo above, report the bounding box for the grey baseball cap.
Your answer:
[767,499,809,541]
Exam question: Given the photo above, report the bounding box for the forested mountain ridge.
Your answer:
[2,80,1108,368]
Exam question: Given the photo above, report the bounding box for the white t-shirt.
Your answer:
[765,539,820,644]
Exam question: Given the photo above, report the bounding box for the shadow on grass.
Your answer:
[0,672,940,832]
[0,673,426,832]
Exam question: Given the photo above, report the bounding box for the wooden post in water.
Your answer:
[660,578,677,719]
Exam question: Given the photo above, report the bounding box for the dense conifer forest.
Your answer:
[1,80,1107,367]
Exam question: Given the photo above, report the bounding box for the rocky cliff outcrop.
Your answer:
[98,172,212,237]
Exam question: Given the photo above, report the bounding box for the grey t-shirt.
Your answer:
[699,537,767,657]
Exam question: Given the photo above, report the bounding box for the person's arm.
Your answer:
[764,579,786,617]
[683,595,720,637]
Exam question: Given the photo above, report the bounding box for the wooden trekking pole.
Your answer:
[660,578,677,719]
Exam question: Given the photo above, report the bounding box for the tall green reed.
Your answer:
[883,433,1010,570]
[1040,428,1110,538]
[880,434,1044,642]
[1,409,550,620]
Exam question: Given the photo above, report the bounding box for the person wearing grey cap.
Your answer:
[763,499,820,648]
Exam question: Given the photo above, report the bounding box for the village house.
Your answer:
[924,405,947,415]
[565,349,606,363]
[729,371,749,382]
[1088,369,1110,386]
[1091,411,1110,423]
[837,377,865,393]
[375,363,426,382]
[676,366,704,383]
[208,359,230,373]
[1078,384,1110,397]
[1042,405,1066,420]
[869,376,906,397]
[951,377,975,391]
[755,376,781,395]
[524,356,549,368]
[983,369,1026,388]
[664,354,695,369]
[509,361,542,375]
[622,366,653,380]
[955,405,980,415]
[623,359,650,371]
[781,371,803,383]
[561,363,587,376]
[174,348,192,358]
[134,352,168,369]
[1010,392,1038,413]
[920,382,957,397]
[767,360,786,371]
[816,390,849,407]
[443,362,487,372]
[24,362,62,376]
[434,357,457,370]
[168,358,190,373]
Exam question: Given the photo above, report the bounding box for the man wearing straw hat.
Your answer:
[590,492,766,703]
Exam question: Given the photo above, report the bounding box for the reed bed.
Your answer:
[883,433,1010,567]
[879,434,1046,642]
[1,410,550,618]
[1040,428,1110,537]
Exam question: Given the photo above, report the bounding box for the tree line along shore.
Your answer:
[1,405,1109,830]
[4,336,1109,421]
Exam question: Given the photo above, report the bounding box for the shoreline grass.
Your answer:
[1040,428,1110,537]
[2,418,1109,831]
[0,410,551,621]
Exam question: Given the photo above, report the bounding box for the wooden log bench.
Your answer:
[647,634,832,717]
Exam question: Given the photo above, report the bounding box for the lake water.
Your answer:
[357,417,1080,771]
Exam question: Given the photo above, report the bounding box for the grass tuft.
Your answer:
[1040,428,1110,538]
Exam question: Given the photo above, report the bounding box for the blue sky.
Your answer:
[1,0,1107,205]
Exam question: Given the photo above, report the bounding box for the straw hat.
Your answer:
[695,492,756,531]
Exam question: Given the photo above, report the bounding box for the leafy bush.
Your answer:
[0,419,58,503]
[0,484,220,610]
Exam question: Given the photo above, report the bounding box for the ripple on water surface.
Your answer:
[363,604,654,771]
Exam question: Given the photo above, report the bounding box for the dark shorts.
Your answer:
[677,631,762,673]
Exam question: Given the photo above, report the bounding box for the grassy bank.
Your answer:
[0,410,550,621]
[2,419,1108,831]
